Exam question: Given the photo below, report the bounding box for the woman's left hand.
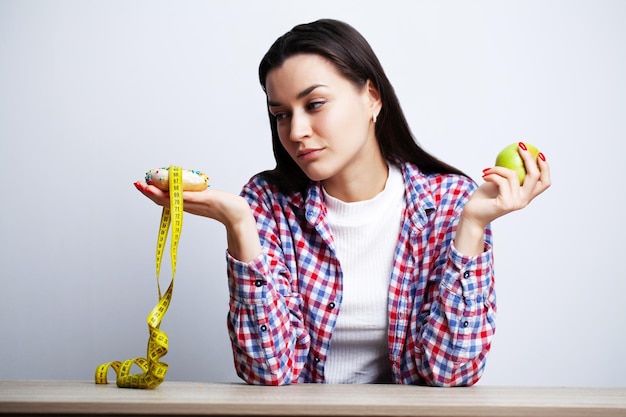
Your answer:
[453,142,551,256]
[463,141,551,228]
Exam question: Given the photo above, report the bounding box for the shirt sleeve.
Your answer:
[416,178,497,386]
[225,179,311,385]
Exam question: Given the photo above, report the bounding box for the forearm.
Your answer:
[454,215,488,257]
[225,211,262,263]
[226,251,310,385]
[420,295,496,386]
[228,297,307,385]
[418,243,496,386]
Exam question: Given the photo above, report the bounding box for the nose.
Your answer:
[288,110,312,142]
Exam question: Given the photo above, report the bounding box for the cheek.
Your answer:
[276,127,295,154]
[333,97,368,128]
[315,111,348,138]
[327,107,368,144]
[275,122,288,140]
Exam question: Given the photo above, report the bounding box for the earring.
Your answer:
[373,113,377,124]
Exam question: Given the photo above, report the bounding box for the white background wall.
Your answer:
[1,0,624,387]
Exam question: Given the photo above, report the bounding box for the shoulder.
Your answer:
[401,162,477,209]
[240,173,308,209]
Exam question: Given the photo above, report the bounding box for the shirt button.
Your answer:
[463,271,471,279]
[328,302,336,310]
[254,279,265,287]
[314,357,321,363]
[463,321,469,327]
[260,324,267,332]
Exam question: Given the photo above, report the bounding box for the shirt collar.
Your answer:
[285,162,436,232]
[400,162,436,231]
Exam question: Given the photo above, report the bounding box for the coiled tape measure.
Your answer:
[95,165,183,389]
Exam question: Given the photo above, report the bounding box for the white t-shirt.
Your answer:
[322,165,405,383]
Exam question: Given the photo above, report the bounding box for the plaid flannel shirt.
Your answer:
[226,162,496,386]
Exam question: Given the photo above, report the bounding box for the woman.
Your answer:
[135,19,551,386]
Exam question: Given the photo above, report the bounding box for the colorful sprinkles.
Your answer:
[145,167,210,189]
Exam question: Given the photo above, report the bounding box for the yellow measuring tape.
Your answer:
[95,165,183,389]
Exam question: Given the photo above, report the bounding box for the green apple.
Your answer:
[495,142,540,185]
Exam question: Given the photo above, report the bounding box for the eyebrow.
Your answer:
[267,84,328,107]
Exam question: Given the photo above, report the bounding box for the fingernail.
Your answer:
[482,168,491,174]
[134,182,143,191]
[539,152,546,161]
[518,141,527,151]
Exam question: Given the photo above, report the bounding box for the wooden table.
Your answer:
[0,380,625,416]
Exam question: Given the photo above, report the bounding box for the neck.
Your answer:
[322,152,389,203]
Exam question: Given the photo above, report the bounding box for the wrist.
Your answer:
[454,215,487,256]
[223,200,262,263]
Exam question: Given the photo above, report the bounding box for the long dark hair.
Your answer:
[258,18,466,193]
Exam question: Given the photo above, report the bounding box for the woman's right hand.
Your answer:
[134,182,262,263]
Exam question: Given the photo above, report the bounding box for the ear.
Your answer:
[365,79,382,120]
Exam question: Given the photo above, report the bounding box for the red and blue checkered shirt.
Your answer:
[226,162,496,386]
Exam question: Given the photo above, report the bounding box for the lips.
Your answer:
[296,148,324,161]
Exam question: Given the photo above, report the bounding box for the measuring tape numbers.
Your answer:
[95,165,184,389]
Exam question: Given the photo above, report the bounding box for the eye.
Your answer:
[307,100,326,111]
[269,108,289,122]
[273,112,289,122]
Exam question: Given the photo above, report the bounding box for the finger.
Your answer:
[518,144,541,189]
[482,167,515,201]
[181,188,211,203]
[484,165,526,211]
[519,148,551,199]
[537,152,551,182]
[142,182,168,197]
[483,165,521,187]
[133,181,169,207]
[535,152,552,193]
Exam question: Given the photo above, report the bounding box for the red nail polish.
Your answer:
[482,168,491,173]
[539,152,546,161]
[518,141,527,151]
[134,182,142,191]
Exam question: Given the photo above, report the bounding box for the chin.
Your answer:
[293,156,339,183]
[300,167,331,183]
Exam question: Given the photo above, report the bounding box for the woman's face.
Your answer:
[265,54,382,190]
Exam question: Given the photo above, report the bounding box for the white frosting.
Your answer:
[145,167,209,191]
